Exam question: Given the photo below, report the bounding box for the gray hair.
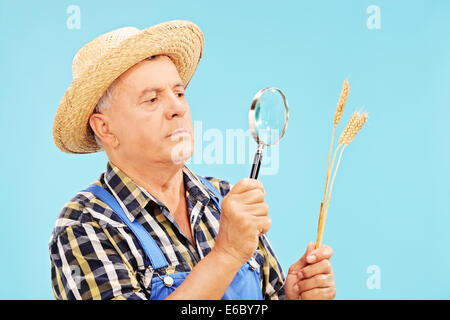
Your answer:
[92,80,117,149]
[92,55,160,149]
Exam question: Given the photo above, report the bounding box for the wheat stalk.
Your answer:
[316,80,350,248]
[316,109,368,249]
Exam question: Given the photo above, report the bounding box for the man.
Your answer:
[50,20,336,300]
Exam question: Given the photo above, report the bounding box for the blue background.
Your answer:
[1,0,449,299]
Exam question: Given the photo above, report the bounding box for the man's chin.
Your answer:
[170,140,194,165]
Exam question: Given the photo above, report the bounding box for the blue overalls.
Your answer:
[82,176,263,300]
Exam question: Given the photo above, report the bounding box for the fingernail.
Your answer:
[293,284,299,292]
[297,271,304,280]
[306,255,316,263]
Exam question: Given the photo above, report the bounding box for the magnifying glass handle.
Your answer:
[250,143,265,179]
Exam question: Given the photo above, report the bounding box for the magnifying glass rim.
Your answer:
[249,87,289,146]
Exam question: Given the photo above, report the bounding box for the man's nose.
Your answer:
[165,92,187,119]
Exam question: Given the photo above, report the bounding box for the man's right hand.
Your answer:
[212,178,271,267]
[166,178,271,299]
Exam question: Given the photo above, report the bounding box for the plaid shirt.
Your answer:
[49,162,286,300]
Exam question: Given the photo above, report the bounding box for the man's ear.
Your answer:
[89,113,119,148]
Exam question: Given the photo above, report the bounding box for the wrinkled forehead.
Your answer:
[118,54,182,87]
[111,54,184,98]
[115,55,182,88]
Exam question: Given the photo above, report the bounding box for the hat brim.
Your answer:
[53,20,204,154]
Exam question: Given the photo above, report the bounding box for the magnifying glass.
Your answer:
[249,87,289,179]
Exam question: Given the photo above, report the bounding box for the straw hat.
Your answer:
[52,20,204,154]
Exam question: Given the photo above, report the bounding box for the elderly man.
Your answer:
[49,20,336,300]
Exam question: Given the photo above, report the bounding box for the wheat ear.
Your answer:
[316,80,349,248]
[334,79,349,128]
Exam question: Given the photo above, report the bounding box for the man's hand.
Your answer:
[212,178,271,267]
[285,242,336,300]
[167,178,270,300]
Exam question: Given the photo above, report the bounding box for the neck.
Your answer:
[109,156,186,210]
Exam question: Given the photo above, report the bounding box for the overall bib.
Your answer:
[83,177,263,300]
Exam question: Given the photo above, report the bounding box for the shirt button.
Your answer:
[164,276,174,288]
[249,259,258,271]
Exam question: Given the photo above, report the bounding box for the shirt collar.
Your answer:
[102,162,219,222]
[183,166,221,207]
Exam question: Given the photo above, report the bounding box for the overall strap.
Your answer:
[82,184,169,270]
[198,178,262,300]
[198,176,223,211]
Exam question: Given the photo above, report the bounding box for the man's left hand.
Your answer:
[285,242,336,300]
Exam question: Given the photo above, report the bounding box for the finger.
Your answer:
[305,244,333,264]
[299,287,336,300]
[230,178,265,195]
[305,241,316,256]
[287,242,316,275]
[297,273,334,293]
[244,202,269,216]
[254,216,272,235]
[239,189,266,205]
[300,259,332,279]
[300,242,316,266]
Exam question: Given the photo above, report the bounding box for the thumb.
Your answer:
[288,242,316,275]
[305,241,316,255]
[303,241,316,265]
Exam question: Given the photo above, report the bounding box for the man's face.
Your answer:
[103,55,195,165]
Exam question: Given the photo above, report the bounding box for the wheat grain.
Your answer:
[346,112,368,144]
[333,79,349,128]
[338,112,360,145]
[339,112,368,145]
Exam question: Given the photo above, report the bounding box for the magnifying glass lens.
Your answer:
[255,88,287,145]
[249,87,289,180]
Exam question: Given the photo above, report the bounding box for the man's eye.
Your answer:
[176,93,184,98]
[146,98,157,103]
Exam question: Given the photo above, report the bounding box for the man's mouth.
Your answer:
[167,128,190,138]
